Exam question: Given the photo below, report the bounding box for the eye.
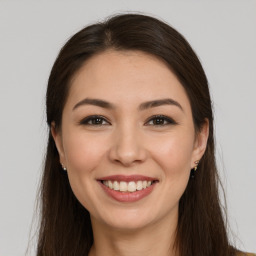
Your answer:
[79,115,110,126]
[146,115,177,126]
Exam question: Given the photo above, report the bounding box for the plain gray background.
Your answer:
[0,1,255,255]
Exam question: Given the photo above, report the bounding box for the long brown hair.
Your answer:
[37,13,236,256]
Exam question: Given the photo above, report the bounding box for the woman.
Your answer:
[37,13,255,256]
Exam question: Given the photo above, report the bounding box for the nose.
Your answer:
[108,123,147,167]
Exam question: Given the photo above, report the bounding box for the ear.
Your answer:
[51,122,66,167]
[191,119,209,168]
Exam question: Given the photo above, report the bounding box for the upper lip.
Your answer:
[97,175,158,182]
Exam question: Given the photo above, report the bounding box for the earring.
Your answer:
[61,163,67,171]
[190,160,199,178]
[194,160,199,171]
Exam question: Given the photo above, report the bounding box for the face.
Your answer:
[52,50,208,231]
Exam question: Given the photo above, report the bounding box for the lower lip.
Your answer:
[98,181,157,202]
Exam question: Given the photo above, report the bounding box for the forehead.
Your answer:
[67,50,191,112]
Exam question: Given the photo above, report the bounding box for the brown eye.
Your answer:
[146,115,177,126]
[80,115,110,126]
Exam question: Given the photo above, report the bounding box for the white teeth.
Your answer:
[108,180,113,189]
[142,181,147,189]
[128,181,136,192]
[136,180,143,190]
[113,181,119,190]
[120,181,128,192]
[102,180,155,192]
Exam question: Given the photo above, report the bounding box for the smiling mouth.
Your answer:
[100,180,158,193]
[98,175,159,202]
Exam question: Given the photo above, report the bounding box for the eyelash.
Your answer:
[146,115,177,126]
[79,115,177,127]
[80,115,110,126]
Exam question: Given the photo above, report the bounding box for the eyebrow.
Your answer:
[139,98,183,111]
[73,98,114,110]
[73,98,183,111]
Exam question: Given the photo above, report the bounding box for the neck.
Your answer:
[89,213,179,256]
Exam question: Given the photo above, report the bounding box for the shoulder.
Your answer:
[236,252,256,256]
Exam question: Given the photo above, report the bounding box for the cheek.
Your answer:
[62,132,108,210]
[63,132,106,174]
[151,131,194,177]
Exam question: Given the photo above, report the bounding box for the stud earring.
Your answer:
[61,163,67,171]
[190,160,200,178]
[194,160,199,171]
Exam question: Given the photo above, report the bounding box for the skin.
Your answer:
[52,50,209,256]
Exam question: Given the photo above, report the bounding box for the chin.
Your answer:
[105,217,153,232]
[93,206,162,232]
